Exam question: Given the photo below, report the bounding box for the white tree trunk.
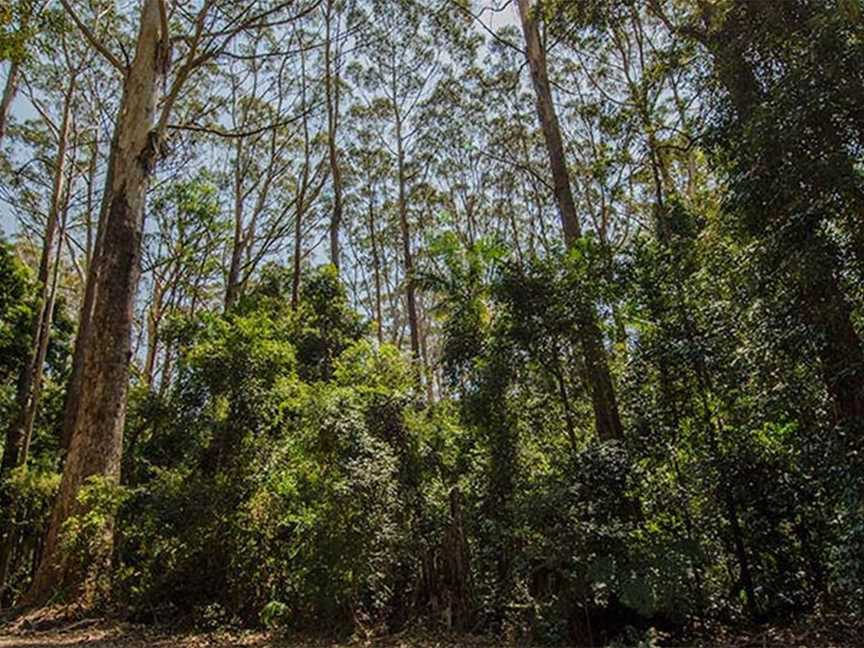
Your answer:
[26,0,168,605]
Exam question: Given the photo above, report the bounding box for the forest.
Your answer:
[0,0,862,645]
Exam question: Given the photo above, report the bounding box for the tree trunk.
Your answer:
[290,153,311,310]
[324,0,344,271]
[0,177,70,600]
[291,40,314,309]
[225,138,246,312]
[800,246,864,428]
[143,294,162,387]
[0,73,73,481]
[0,59,19,148]
[21,130,73,464]
[60,123,121,455]
[516,0,624,442]
[368,192,384,343]
[26,0,168,606]
[291,195,304,309]
[0,70,75,598]
[396,119,420,360]
[441,487,472,630]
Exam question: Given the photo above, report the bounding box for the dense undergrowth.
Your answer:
[3,254,862,646]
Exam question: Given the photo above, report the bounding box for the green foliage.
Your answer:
[0,0,62,63]
[119,267,414,631]
[293,265,368,381]
[1,464,59,539]
[61,475,128,558]
[0,238,33,384]
[260,600,290,629]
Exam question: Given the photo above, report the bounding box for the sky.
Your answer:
[0,0,520,239]
[0,61,36,238]
[482,0,520,30]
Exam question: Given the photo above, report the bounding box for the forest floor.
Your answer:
[0,607,862,647]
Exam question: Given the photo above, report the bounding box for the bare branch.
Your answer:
[438,0,523,55]
[165,102,322,139]
[59,0,127,74]
[157,0,170,53]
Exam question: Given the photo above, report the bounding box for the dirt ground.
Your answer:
[0,608,459,648]
[1,608,863,647]
[0,615,493,648]
[0,621,270,647]
[0,621,480,648]
[0,623,508,648]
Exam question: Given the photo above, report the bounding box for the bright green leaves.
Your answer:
[334,340,415,400]
[118,265,428,628]
[0,238,33,384]
[293,265,367,382]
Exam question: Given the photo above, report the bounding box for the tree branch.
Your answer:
[165,102,322,139]
[59,0,127,74]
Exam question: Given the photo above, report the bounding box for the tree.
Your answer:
[140,173,226,388]
[0,24,92,595]
[0,0,861,636]
[516,0,623,442]
[0,0,52,148]
[216,26,326,312]
[650,0,864,431]
[323,0,348,270]
[350,0,471,377]
[28,0,313,605]
[1,30,80,495]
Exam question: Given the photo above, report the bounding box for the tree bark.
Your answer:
[225,138,246,311]
[26,0,168,606]
[0,59,19,148]
[291,186,304,309]
[800,247,864,428]
[324,0,344,271]
[60,119,120,455]
[516,0,624,442]
[368,191,384,343]
[144,283,164,386]
[396,117,421,360]
[291,36,314,309]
